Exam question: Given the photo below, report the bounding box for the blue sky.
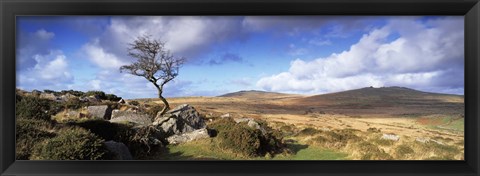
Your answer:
[16,16,464,99]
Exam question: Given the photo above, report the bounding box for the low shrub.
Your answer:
[61,89,85,97]
[209,118,283,157]
[372,138,394,146]
[31,127,108,160]
[129,100,140,106]
[311,129,361,149]
[128,126,164,159]
[64,98,86,110]
[69,119,133,142]
[70,119,164,159]
[43,89,60,96]
[84,91,106,100]
[367,127,381,133]
[16,95,61,121]
[395,144,414,158]
[16,118,56,160]
[217,122,262,156]
[356,142,392,160]
[105,94,122,102]
[296,127,320,136]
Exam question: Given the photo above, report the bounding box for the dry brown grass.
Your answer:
[130,88,464,160]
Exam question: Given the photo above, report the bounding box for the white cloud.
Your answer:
[81,39,127,69]
[88,79,102,90]
[17,29,56,69]
[17,50,74,90]
[34,29,55,40]
[257,17,464,95]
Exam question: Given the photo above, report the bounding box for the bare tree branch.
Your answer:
[120,35,185,115]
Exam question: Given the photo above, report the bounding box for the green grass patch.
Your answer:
[160,138,242,160]
[422,116,464,133]
[273,145,348,160]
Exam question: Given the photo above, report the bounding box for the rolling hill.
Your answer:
[218,90,302,99]
[213,87,464,116]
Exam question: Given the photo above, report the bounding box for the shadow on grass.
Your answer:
[286,143,308,154]
[154,147,219,160]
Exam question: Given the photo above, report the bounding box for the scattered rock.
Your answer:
[415,137,445,145]
[31,90,42,96]
[39,93,57,100]
[110,111,152,126]
[247,120,260,129]
[87,105,112,120]
[233,117,254,123]
[232,117,267,135]
[220,113,231,118]
[104,141,133,160]
[65,110,80,118]
[118,98,126,104]
[167,128,210,144]
[131,126,166,146]
[81,95,101,103]
[415,137,430,143]
[153,104,206,136]
[59,93,77,102]
[381,134,400,141]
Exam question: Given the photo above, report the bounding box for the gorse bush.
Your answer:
[209,118,283,157]
[70,119,163,159]
[31,127,107,160]
[395,144,414,158]
[16,118,56,160]
[84,91,106,99]
[43,89,60,96]
[64,98,86,110]
[105,94,122,102]
[129,100,140,106]
[296,127,320,136]
[311,129,361,149]
[69,119,133,142]
[217,122,262,156]
[61,89,85,97]
[356,142,392,160]
[16,95,61,121]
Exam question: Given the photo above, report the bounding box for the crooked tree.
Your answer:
[120,35,185,115]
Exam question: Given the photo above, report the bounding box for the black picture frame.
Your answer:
[1,0,479,175]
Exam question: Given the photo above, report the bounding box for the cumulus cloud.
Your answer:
[17,29,55,70]
[257,17,464,95]
[87,16,246,65]
[17,50,74,90]
[81,39,128,69]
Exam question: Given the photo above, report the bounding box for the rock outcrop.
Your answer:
[381,134,400,141]
[39,93,57,101]
[110,110,152,126]
[233,117,267,135]
[167,128,210,144]
[104,140,133,160]
[87,105,112,120]
[153,104,206,136]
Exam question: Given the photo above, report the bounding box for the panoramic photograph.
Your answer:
[16,16,464,160]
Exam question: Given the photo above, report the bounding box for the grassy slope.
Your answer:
[158,138,347,160]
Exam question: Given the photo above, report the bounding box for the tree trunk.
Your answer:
[158,95,170,115]
[157,87,170,115]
